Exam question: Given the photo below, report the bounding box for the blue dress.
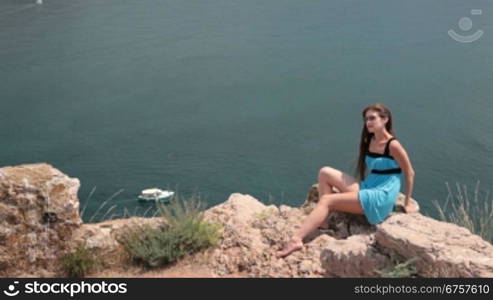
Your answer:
[358,137,403,225]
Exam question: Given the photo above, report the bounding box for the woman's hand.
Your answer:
[404,201,419,213]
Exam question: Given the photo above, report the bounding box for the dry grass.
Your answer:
[431,181,493,243]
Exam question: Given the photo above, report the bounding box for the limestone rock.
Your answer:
[376,213,493,277]
[203,193,326,277]
[0,163,82,277]
[320,234,389,277]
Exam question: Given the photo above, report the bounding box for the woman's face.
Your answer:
[364,110,387,132]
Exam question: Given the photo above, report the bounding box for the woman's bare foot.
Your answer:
[275,237,304,258]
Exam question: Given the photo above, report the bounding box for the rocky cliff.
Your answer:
[0,163,81,276]
[1,163,492,277]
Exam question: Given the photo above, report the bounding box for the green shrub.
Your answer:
[431,181,493,243]
[117,193,222,268]
[61,242,96,277]
[376,255,419,278]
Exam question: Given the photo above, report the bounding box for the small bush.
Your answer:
[117,193,222,268]
[431,181,493,243]
[376,255,419,278]
[61,242,96,277]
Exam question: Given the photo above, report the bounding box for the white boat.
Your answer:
[138,188,174,202]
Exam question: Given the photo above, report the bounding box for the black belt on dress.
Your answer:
[371,168,402,174]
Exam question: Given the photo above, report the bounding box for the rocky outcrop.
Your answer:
[203,194,328,277]
[1,164,492,277]
[202,190,493,277]
[376,213,493,277]
[0,163,82,277]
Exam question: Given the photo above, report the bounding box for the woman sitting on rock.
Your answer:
[276,103,419,258]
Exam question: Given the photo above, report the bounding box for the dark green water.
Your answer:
[1,0,492,222]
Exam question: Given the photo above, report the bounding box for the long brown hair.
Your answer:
[355,103,396,181]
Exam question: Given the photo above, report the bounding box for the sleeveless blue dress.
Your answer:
[358,137,403,225]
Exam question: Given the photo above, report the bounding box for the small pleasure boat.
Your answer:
[138,188,174,202]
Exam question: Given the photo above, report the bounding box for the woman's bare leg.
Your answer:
[317,167,360,229]
[318,168,335,196]
[318,168,335,229]
[276,191,363,258]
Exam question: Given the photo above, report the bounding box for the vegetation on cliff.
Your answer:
[116,194,222,268]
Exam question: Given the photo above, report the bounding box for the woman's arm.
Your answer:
[389,140,415,206]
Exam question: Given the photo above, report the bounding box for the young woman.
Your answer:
[276,103,418,258]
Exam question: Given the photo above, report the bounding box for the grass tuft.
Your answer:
[376,255,419,278]
[60,242,97,277]
[431,181,493,243]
